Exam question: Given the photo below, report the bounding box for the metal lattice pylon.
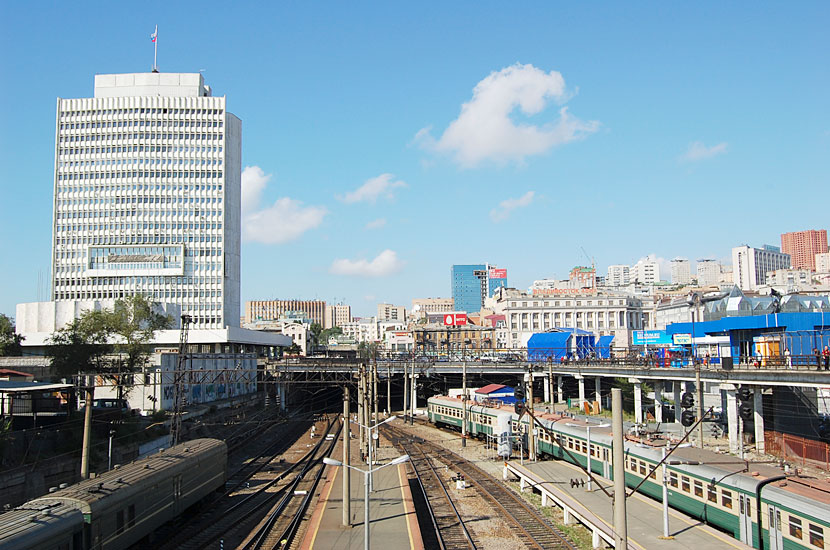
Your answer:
[171,314,191,446]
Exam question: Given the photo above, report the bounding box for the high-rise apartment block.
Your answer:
[325,304,352,328]
[695,259,721,286]
[816,253,830,274]
[606,265,630,286]
[670,258,691,285]
[377,303,406,322]
[245,300,326,325]
[632,256,660,285]
[451,264,507,313]
[411,298,454,317]
[781,229,827,271]
[51,72,240,329]
[732,245,791,290]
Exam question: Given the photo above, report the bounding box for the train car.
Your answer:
[427,395,513,445]
[426,395,830,550]
[0,438,227,550]
[0,500,85,550]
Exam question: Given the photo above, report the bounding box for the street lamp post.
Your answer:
[352,415,397,492]
[324,454,410,550]
[462,337,471,448]
[567,422,609,491]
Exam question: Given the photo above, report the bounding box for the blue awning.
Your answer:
[527,332,571,361]
[598,335,615,358]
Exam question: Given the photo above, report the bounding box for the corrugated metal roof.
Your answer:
[475,384,507,395]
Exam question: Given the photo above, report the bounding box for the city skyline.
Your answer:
[1,3,828,319]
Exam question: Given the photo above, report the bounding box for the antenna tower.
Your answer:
[171,314,192,446]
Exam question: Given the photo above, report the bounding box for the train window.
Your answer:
[707,486,717,503]
[809,524,824,548]
[721,490,732,509]
[649,466,657,480]
[128,504,135,528]
[693,480,703,498]
[681,477,690,493]
[639,462,647,476]
[116,509,125,535]
[790,517,802,539]
[581,442,587,454]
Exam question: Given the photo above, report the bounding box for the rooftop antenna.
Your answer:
[150,25,159,72]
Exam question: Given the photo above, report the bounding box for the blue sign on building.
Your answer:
[632,330,674,345]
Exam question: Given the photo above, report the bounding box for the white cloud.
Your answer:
[680,141,728,162]
[330,250,404,277]
[241,165,327,244]
[416,63,599,167]
[365,218,387,230]
[339,174,407,204]
[490,191,535,222]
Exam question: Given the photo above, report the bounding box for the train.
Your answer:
[428,395,830,550]
[0,438,227,550]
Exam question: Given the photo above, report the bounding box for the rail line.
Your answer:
[383,424,577,550]
[151,415,336,550]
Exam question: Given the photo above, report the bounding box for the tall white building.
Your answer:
[52,72,240,329]
[632,256,660,285]
[606,265,630,286]
[696,259,721,286]
[732,245,791,291]
[670,258,691,285]
[377,303,406,322]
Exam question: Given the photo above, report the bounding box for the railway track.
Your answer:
[151,416,337,550]
[384,424,577,550]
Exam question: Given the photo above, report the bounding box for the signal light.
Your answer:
[739,404,754,421]
[737,387,752,402]
[514,401,524,415]
[681,410,695,427]
[514,384,525,402]
[680,392,694,409]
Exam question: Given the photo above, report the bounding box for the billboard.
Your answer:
[489,268,507,279]
[443,313,468,326]
[632,330,673,346]
[672,333,692,345]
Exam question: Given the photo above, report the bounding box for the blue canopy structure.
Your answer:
[597,335,615,358]
[527,332,571,361]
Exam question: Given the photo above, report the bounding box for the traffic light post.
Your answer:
[737,386,754,460]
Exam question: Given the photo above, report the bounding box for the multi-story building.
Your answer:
[696,259,721,287]
[377,303,406,322]
[670,258,691,285]
[781,229,828,271]
[451,264,507,313]
[51,72,240,329]
[491,288,643,349]
[530,266,596,296]
[765,268,813,289]
[631,256,660,285]
[732,245,791,290]
[324,304,351,328]
[245,299,326,325]
[411,298,453,319]
[816,252,830,274]
[606,265,630,286]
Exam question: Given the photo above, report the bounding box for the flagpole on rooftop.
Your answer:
[152,25,158,72]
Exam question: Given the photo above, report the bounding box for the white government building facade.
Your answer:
[17,72,289,355]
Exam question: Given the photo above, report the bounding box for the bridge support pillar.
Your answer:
[654,384,663,423]
[595,378,602,412]
[544,374,551,403]
[673,382,682,426]
[577,376,586,409]
[592,529,601,549]
[557,376,564,403]
[628,378,643,425]
[754,387,765,454]
[723,384,739,455]
[542,492,548,506]
[563,508,572,525]
[279,384,286,411]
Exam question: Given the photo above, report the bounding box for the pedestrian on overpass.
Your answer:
[814,347,821,371]
[824,346,830,371]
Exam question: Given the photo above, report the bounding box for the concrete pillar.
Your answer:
[411,374,418,416]
[595,378,602,412]
[754,388,765,454]
[630,379,643,425]
[542,492,548,506]
[723,385,739,455]
[557,375,564,403]
[654,384,663,423]
[563,508,572,525]
[673,382,682,426]
[577,376,586,409]
[592,529,601,549]
[544,374,551,403]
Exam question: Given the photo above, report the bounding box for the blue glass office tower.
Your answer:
[451,264,507,313]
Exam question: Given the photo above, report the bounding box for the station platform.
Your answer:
[513,459,753,550]
[299,438,423,550]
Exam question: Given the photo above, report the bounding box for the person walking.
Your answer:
[824,346,830,371]
[784,348,792,369]
[814,347,821,371]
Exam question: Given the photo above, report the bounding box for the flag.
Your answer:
[150,26,157,43]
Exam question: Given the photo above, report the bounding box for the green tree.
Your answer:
[47,296,172,398]
[319,326,343,345]
[0,313,24,356]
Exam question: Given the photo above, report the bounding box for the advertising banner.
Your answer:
[489,268,507,279]
[443,313,468,326]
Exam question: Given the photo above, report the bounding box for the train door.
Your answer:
[768,504,784,550]
[738,494,753,545]
[601,447,610,478]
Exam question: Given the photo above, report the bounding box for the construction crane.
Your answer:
[171,314,192,446]
[579,246,596,270]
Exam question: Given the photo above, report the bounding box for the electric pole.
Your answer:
[342,385,351,527]
[612,388,628,548]
[527,367,536,461]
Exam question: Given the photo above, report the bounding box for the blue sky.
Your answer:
[1,2,828,318]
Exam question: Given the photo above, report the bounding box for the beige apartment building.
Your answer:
[245,299,326,325]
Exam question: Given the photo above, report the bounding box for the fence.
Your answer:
[764,430,830,471]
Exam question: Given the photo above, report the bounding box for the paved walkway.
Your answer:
[299,438,422,550]
[518,459,753,550]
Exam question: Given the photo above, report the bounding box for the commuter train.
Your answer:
[0,438,227,550]
[428,395,830,550]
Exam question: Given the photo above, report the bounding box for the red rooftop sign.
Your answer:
[443,313,467,326]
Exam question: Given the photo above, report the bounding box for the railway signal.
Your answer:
[738,387,754,421]
[680,391,695,427]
